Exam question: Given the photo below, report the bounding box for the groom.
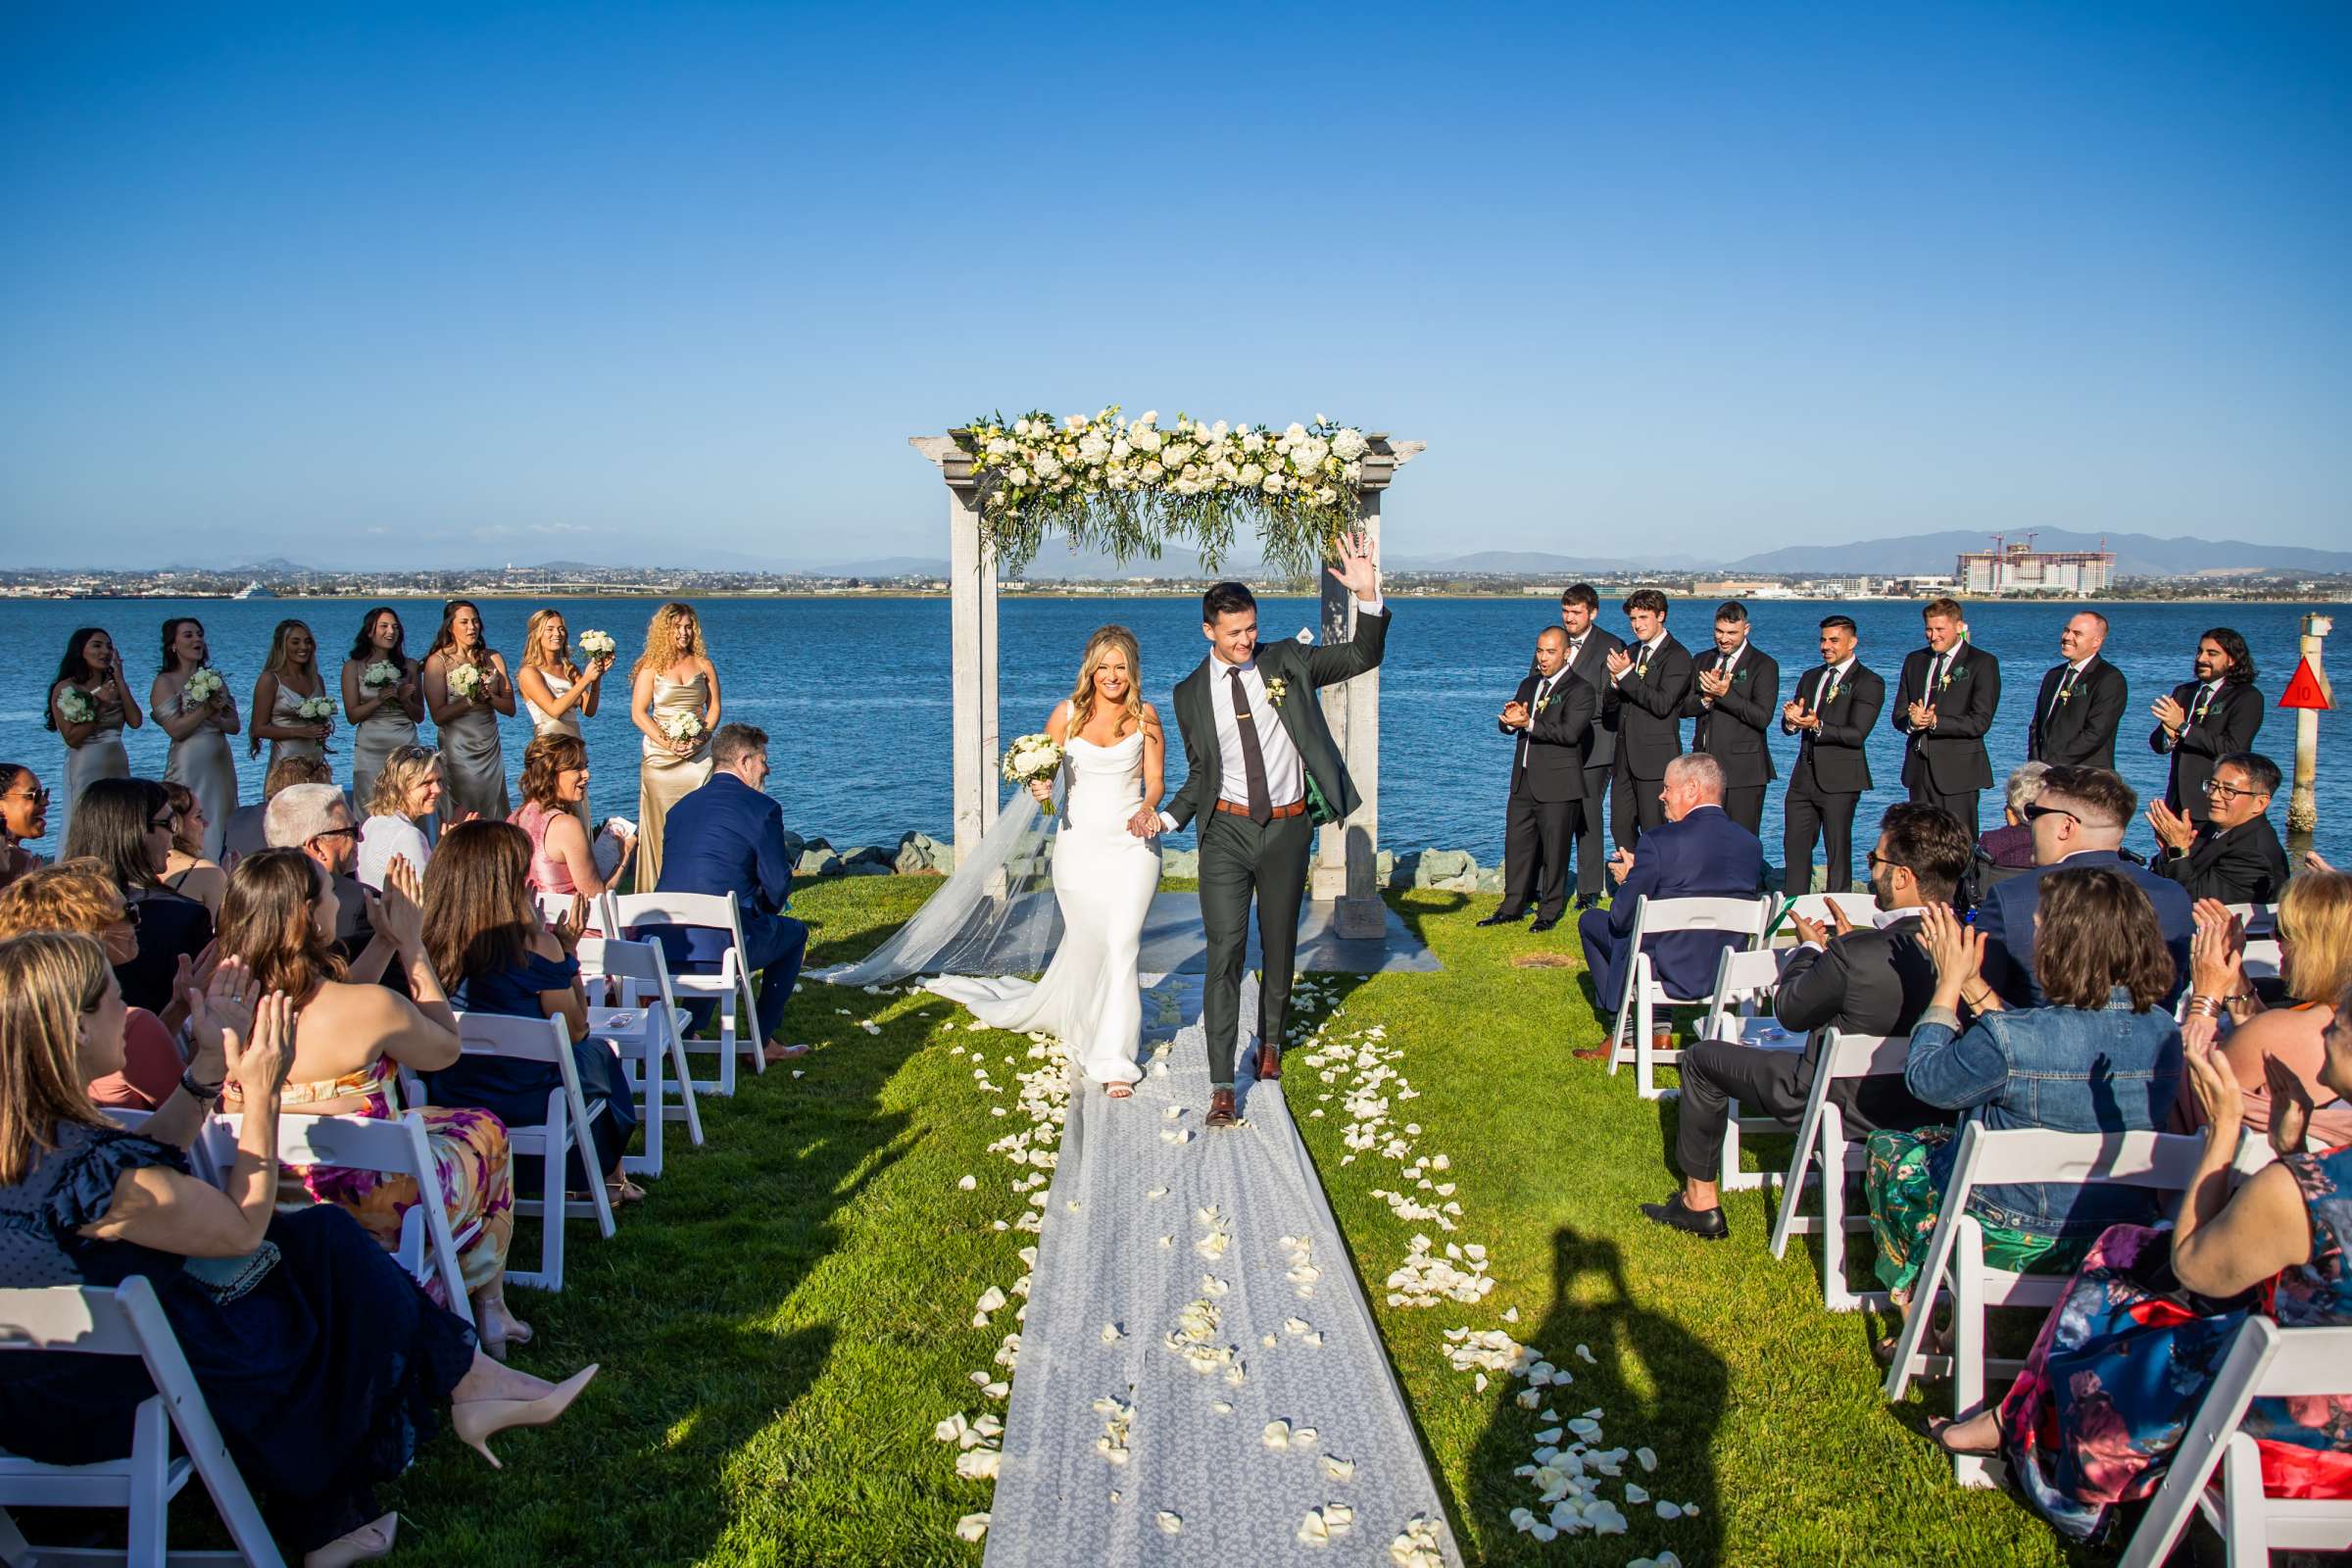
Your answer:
[1136,530,1389,1128]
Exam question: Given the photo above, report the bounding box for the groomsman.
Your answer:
[2028,611,2127,771]
[1890,596,1999,838]
[1486,626,1598,931]
[2150,626,2267,825]
[1556,584,1623,910]
[1682,601,1779,836]
[1602,589,1692,855]
[1781,614,1884,896]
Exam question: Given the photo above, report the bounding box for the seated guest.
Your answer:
[1976,760,2049,871]
[1864,870,2185,1348]
[1574,752,1764,1060]
[160,779,227,918]
[1641,804,1968,1240]
[512,732,634,899]
[421,820,643,1204]
[1,760,50,892]
[2180,873,2352,1150]
[1931,1004,2352,1538]
[0,858,219,1111]
[0,931,597,1565]
[647,722,809,1064]
[268,779,410,985]
[357,742,442,891]
[220,752,331,868]
[216,848,530,1353]
[1976,765,2193,1009]
[2147,750,2292,905]
[65,776,213,1014]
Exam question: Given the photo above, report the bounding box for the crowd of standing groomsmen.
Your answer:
[1490,585,2296,933]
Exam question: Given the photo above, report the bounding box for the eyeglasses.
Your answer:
[2201,778,2256,801]
[308,825,360,844]
[3,786,49,808]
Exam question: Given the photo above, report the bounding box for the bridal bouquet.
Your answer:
[1000,733,1064,787]
[183,667,225,706]
[662,709,705,745]
[297,696,336,722]
[57,688,95,725]
[578,629,616,660]
[446,663,485,700]
[361,660,402,690]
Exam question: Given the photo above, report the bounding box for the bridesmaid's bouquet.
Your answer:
[662,710,706,745]
[446,663,485,700]
[578,630,616,660]
[1000,733,1064,787]
[57,688,95,725]
[183,667,225,706]
[361,660,402,690]
[297,697,336,722]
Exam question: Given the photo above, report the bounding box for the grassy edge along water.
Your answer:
[36,875,2110,1565]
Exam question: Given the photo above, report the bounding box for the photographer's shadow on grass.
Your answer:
[1468,1224,1725,1562]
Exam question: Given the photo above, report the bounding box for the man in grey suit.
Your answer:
[1556,583,1624,909]
[1146,532,1389,1129]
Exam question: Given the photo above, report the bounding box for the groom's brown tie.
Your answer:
[1230,668,1272,825]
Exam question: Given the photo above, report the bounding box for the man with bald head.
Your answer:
[1487,625,1597,931]
[2029,611,2127,771]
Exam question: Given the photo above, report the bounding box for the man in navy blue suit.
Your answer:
[1575,753,1765,1058]
[648,722,810,1062]
[1976,764,2193,1009]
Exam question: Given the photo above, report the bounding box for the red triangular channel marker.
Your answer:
[2278,656,2333,711]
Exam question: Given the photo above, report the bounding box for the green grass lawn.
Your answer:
[51,877,2121,1565]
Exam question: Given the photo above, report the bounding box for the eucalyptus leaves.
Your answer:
[956,407,1374,575]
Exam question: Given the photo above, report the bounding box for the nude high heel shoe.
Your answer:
[452,1364,599,1469]
[304,1510,399,1568]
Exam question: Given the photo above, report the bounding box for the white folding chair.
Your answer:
[1882,1124,2208,1488]
[1694,947,1806,1191]
[591,937,706,1178]
[1767,1028,1911,1312]
[2117,1317,2352,1568]
[610,891,763,1096]
[2223,901,2277,938]
[100,1108,229,1191]
[408,1012,614,1293]
[0,1278,285,1567]
[211,1109,475,1329]
[1607,895,1774,1099]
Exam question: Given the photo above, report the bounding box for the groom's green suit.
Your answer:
[1164,605,1391,1087]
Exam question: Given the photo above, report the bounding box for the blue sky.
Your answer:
[2,1,2346,570]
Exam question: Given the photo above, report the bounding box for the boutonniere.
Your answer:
[1732,666,1748,682]
[1534,693,1553,715]
[2055,684,2075,706]
[1263,676,1290,708]
[1941,663,1966,691]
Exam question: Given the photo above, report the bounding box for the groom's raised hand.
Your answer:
[1326,529,1380,601]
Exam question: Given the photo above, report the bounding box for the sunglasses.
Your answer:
[1864,852,1908,873]
[4,787,48,808]
[2021,803,2082,826]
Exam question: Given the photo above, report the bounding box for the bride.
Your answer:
[924,627,1163,1097]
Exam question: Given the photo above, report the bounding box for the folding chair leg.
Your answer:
[127,1395,170,1564]
[626,1030,665,1180]
[1951,1223,1998,1489]
[670,1016,706,1148]
[2220,1433,2266,1563]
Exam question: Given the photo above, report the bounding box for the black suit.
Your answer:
[1682,641,1780,836]
[2152,679,2267,824]
[1560,628,1624,899]
[2028,656,2127,772]
[1781,660,1885,896]
[1891,643,1999,838]
[1495,667,1596,920]
[1673,912,1942,1185]
[1604,632,1693,852]
[2153,812,2291,905]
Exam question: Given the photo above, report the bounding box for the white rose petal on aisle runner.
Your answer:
[977,975,1461,1567]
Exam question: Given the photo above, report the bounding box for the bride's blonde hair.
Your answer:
[1067,625,1145,739]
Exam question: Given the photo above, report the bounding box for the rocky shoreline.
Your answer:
[782,829,1515,893]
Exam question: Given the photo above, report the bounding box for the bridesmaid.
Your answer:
[423,599,516,821]
[248,618,334,779]
[45,626,142,853]
[151,616,240,860]
[629,602,718,892]
[343,605,425,814]
[516,609,612,832]
[0,762,48,892]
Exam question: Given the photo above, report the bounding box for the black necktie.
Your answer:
[1230,668,1271,824]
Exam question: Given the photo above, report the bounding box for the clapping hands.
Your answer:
[365,854,427,957]
[2262,1053,2314,1157]
[1905,698,1936,730]
[1499,700,1531,731]
[2146,798,2197,854]
[1605,648,1634,680]
[2189,898,2245,1001]
[1696,665,1731,702]
[1914,903,1986,996]
[1782,699,1817,731]
[2151,693,2188,734]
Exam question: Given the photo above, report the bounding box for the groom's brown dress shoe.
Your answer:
[1255,1044,1282,1082]
[1205,1088,1237,1128]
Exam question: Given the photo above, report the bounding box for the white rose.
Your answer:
[1006,466,1030,486]
[1143,459,1164,479]
[1172,477,1198,496]
[1136,409,1158,426]
[1239,462,1265,485]
[1033,453,1061,478]
[1284,421,1307,441]
[1293,437,1329,469]
[1332,427,1368,461]
[1209,420,1229,440]
[1241,430,1264,453]
[987,436,1012,456]
[1132,427,1163,454]
[1013,417,1034,437]
[1213,458,1237,480]
[1344,460,1363,484]
[1262,472,1285,493]
[1317,486,1339,505]
[1078,432,1109,461]
[1111,437,1131,460]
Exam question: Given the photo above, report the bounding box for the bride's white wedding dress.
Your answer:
[926,731,1158,1087]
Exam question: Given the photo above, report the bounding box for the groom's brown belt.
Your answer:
[1214,798,1308,819]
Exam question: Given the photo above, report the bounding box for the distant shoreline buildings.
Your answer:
[1956,533,2116,597]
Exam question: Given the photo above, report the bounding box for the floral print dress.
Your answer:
[1998,1143,2352,1540]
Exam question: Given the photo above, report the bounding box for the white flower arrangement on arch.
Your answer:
[956,407,1376,575]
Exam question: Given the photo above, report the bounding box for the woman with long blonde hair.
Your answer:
[422,599,516,821]
[248,617,333,773]
[517,609,610,831]
[926,624,1163,1096]
[628,601,719,889]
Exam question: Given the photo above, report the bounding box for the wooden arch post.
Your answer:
[910,431,1423,936]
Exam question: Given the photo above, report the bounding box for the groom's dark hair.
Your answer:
[1202,581,1257,623]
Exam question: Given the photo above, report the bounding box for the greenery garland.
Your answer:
[953,407,1373,576]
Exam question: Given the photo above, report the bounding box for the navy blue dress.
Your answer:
[433,949,637,1189]
[0,1122,475,1552]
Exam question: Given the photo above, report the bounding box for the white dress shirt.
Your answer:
[2045,657,2093,721]
[1614,632,1669,683]
[1517,667,1566,769]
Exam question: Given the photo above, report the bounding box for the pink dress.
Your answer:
[510,799,576,895]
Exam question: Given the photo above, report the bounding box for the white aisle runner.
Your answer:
[982,976,1460,1567]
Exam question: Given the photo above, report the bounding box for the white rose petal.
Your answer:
[956,1174,976,1191]
[954,1447,1000,1481]
[954,1512,991,1542]
[1154,1510,1183,1535]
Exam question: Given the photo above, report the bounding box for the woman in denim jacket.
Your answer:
[1865,866,2184,1348]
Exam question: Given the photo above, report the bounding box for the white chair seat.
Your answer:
[590,939,709,1176]
[1608,894,1775,1099]
[1768,1028,1910,1312]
